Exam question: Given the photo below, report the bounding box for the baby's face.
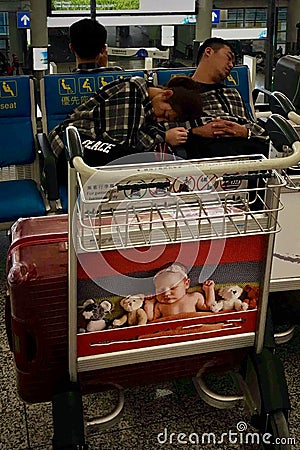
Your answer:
[154,272,189,304]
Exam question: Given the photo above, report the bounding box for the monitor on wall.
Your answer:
[47,0,196,16]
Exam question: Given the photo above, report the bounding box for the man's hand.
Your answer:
[165,127,188,146]
[192,118,248,139]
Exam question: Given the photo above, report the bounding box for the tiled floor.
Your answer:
[1,226,300,450]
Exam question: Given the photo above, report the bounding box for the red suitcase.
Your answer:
[6,215,69,403]
[6,214,253,404]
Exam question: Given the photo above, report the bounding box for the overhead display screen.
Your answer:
[48,0,196,15]
[50,0,140,12]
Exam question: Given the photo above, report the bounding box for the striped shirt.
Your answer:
[49,76,167,158]
[195,82,266,137]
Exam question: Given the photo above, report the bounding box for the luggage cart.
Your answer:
[53,117,300,450]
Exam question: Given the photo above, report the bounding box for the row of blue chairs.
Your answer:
[0,65,254,227]
[41,65,253,135]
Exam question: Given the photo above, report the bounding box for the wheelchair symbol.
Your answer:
[1,80,17,97]
[59,78,76,95]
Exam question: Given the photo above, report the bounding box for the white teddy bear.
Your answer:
[212,285,248,312]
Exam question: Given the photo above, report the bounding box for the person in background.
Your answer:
[69,18,121,73]
[0,51,9,75]
[11,53,20,75]
[182,37,269,159]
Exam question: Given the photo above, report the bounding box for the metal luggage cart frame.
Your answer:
[54,119,300,449]
[71,158,284,373]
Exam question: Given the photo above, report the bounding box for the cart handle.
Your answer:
[66,115,300,183]
[288,111,300,126]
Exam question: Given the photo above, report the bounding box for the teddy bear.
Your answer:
[212,285,248,312]
[242,284,259,309]
[113,294,147,327]
[79,299,112,332]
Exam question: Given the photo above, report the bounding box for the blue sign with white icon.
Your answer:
[212,9,220,24]
[259,29,267,39]
[184,15,196,25]
[17,12,30,29]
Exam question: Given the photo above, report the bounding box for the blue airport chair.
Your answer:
[223,65,255,120]
[152,65,255,119]
[0,76,47,230]
[39,70,148,212]
[151,67,195,87]
[40,70,147,134]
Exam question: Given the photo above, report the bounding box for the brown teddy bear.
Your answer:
[242,284,259,309]
[113,294,147,327]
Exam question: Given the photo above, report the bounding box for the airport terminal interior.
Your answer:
[1,0,300,449]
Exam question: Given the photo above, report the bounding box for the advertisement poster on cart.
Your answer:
[77,235,264,357]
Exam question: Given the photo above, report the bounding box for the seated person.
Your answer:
[69,18,121,72]
[48,75,203,181]
[168,38,270,159]
[146,263,216,321]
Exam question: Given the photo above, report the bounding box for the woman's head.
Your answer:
[167,76,203,121]
[149,76,203,122]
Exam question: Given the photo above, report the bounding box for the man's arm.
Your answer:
[189,86,268,139]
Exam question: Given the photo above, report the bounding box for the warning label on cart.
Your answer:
[219,173,242,191]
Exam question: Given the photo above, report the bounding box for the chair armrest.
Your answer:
[270,91,297,118]
[253,88,297,118]
[252,87,273,105]
[36,133,60,202]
